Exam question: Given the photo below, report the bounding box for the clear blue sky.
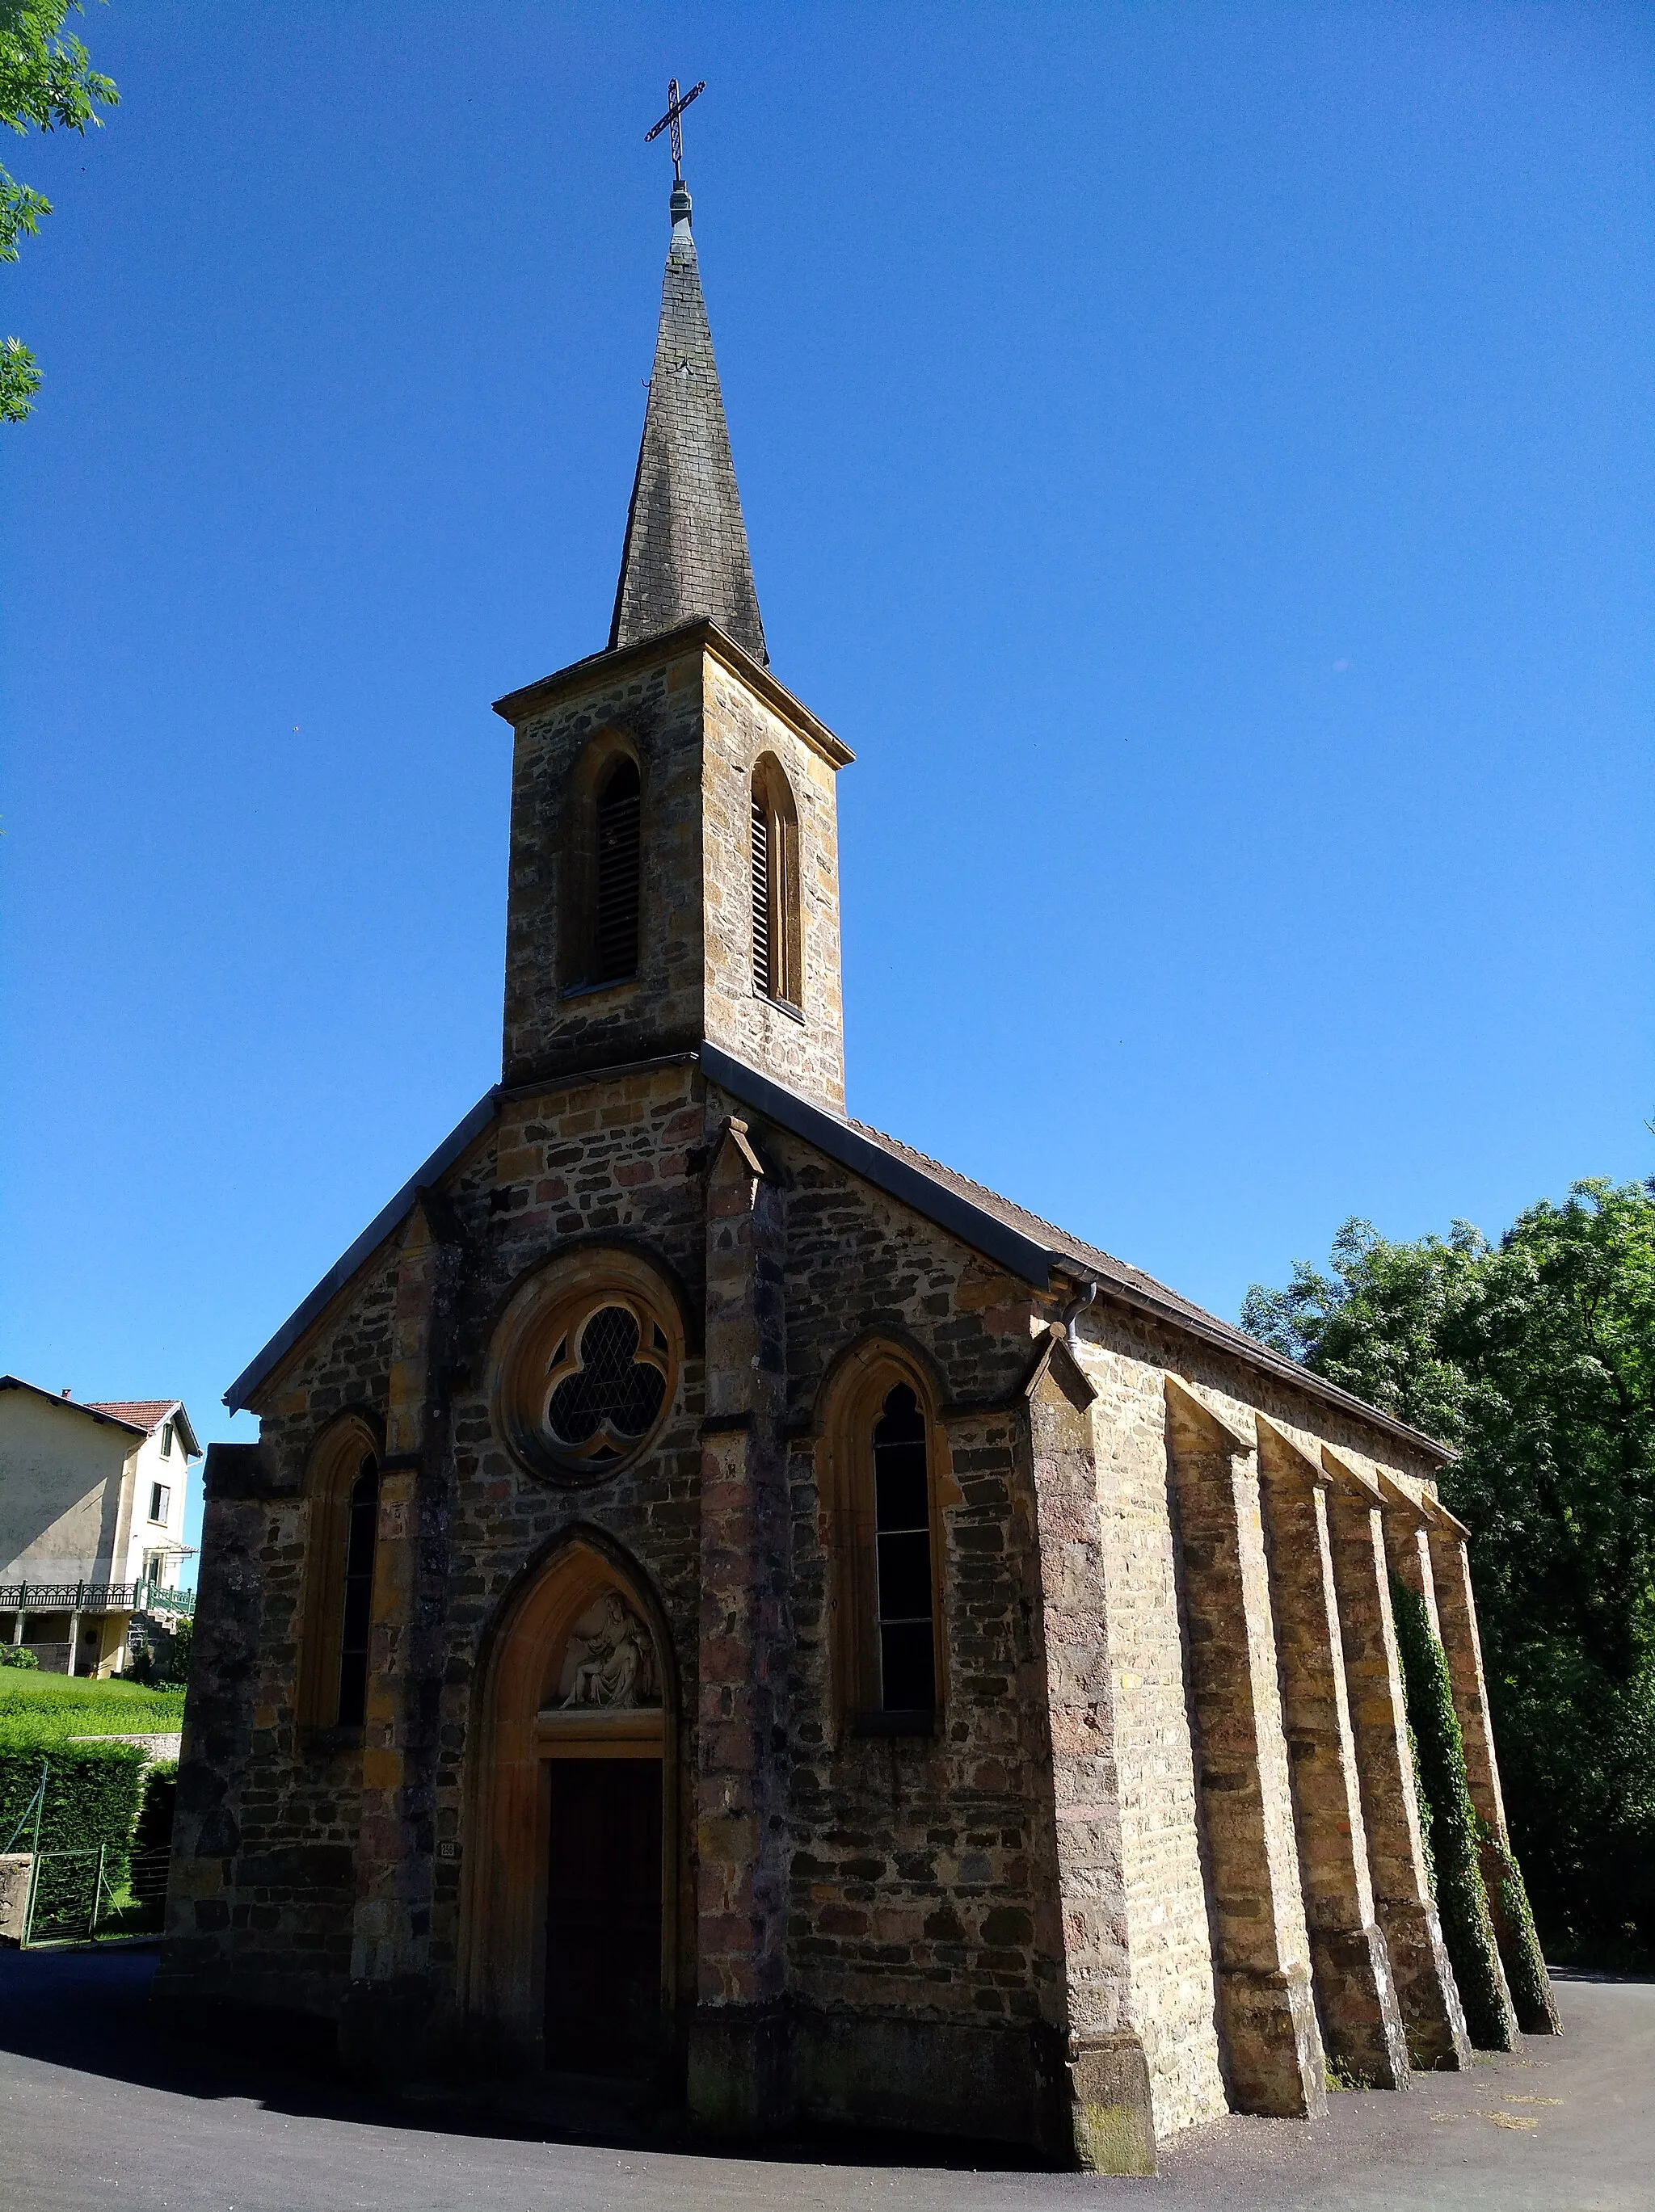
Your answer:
[3,2,1651,1575]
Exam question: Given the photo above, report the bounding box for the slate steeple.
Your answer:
[608,179,769,667]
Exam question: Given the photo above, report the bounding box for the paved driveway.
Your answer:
[0,1947,1647,2211]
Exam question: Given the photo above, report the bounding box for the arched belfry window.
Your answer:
[593,755,641,982]
[871,1386,936,1714]
[336,1456,379,1727]
[750,757,801,1009]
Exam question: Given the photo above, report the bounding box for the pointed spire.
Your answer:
[608,181,768,667]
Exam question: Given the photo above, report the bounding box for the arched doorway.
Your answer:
[461,1533,676,2075]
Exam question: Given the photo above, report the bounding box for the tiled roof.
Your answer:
[86,1398,200,1456]
[837,1116,1449,1458]
[86,1399,175,1432]
[222,1046,1451,1466]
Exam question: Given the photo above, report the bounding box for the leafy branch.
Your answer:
[0,0,119,423]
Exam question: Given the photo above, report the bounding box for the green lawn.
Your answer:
[0,1672,186,1743]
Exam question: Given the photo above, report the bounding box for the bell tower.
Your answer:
[494,170,850,1113]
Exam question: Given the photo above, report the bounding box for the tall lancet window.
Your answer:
[336,1456,379,1729]
[593,756,642,982]
[750,756,801,1008]
[872,1386,937,1714]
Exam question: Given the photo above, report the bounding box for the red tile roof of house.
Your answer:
[85,1399,201,1455]
[86,1399,175,1431]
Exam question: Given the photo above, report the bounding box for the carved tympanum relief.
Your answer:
[490,1249,683,1487]
[554,1588,659,1709]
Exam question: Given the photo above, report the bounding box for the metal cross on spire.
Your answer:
[644,77,705,185]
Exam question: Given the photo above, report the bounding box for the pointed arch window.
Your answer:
[335,1457,379,1727]
[593,756,641,982]
[871,1386,936,1714]
[750,757,801,1010]
[820,1352,946,1732]
[297,1424,381,1735]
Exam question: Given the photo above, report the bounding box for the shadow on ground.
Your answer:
[0,1942,1042,2171]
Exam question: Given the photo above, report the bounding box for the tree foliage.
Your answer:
[1243,1178,1655,1958]
[1,0,117,423]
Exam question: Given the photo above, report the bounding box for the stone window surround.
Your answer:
[749,750,802,1015]
[558,725,645,996]
[487,1244,687,1489]
[295,1408,383,1737]
[813,1335,951,1738]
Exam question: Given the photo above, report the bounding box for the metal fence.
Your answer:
[17,1846,172,1947]
[0,1580,195,1619]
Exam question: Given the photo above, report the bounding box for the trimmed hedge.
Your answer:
[1391,1575,1518,2050]
[133,1760,178,1861]
[0,1740,147,1860]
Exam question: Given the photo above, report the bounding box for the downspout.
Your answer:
[1058,1277,1097,1352]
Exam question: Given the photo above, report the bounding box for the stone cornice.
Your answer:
[491,620,854,772]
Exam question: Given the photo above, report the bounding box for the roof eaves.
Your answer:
[0,1376,149,1436]
[222,1088,501,1415]
[701,1048,1451,1467]
[699,1044,1058,1288]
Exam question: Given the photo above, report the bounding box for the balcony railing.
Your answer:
[0,1580,196,1619]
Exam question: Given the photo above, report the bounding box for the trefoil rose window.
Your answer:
[545,1303,671,1467]
[491,1252,684,1487]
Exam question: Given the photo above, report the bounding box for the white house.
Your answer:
[0,1377,200,1675]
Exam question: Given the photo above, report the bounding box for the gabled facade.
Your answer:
[162,169,1536,2167]
[1,1378,199,1673]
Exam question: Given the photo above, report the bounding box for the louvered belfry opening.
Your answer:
[593,756,642,982]
[751,788,774,995]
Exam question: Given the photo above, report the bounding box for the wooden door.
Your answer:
[544,1757,663,2074]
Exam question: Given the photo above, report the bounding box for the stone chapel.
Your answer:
[162,167,1531,2169]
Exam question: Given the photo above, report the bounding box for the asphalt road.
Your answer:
[0,1946,1648,2212]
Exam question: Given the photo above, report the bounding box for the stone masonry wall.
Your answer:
[168,1050,1492,2155]
[162,1247,400,2008]
[501,648,707,1087]
[701,662,845,1112]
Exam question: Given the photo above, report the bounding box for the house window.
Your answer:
[336,1457,380,1729]
[148,1482,171,1524]
[592,755,641,982]
[160,1420,175,1458]
[871,1385,937,1714]
[750,757,801,1008]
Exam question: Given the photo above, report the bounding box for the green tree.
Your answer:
[1243,1179,1655,1959]
[1,0,117,423]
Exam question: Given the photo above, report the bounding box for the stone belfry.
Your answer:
[495,163,850,1110]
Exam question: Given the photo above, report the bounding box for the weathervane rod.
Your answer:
[644,76,705,186]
